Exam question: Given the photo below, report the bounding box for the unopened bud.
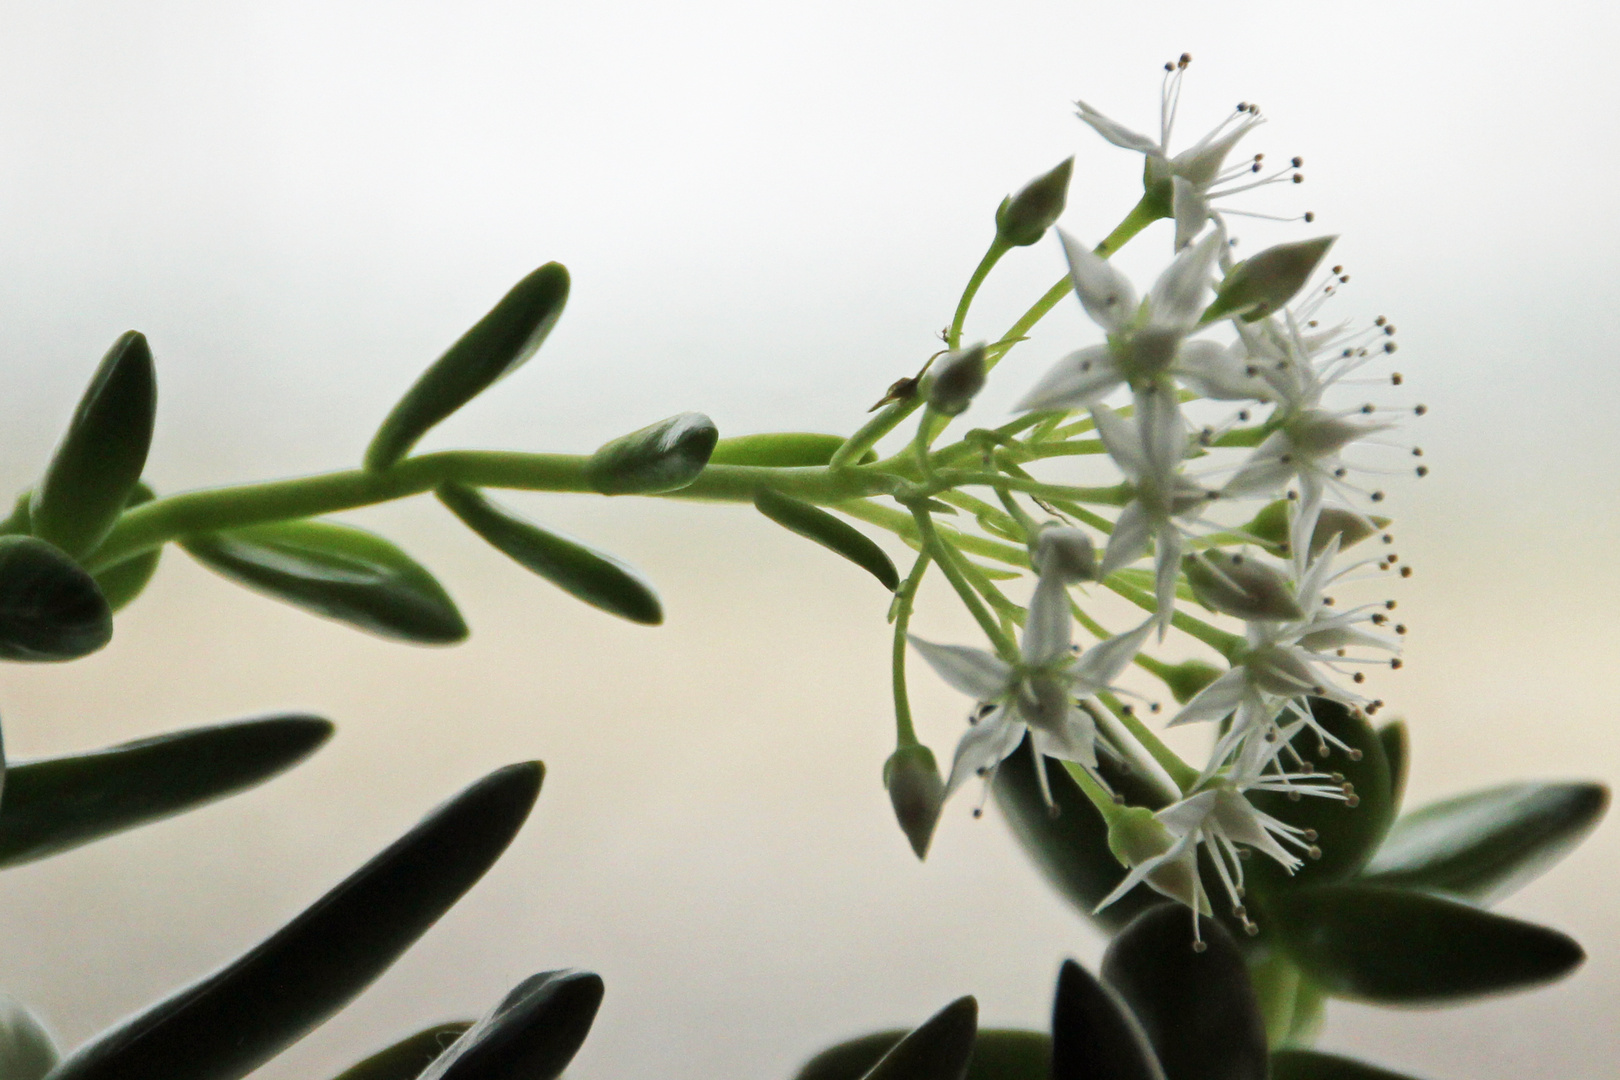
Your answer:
[884,744,944,860]
[1031,523,1096,584]
[995,157,1074,247]
[1243,500,1389,557]
[1184,550,1304,622]
[926,343,987,417]
[1201,236,1338,324]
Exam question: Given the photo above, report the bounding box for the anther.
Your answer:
[1400,565,1413,578]
[1391,658,1404,669]
[1348,748,1363,761]
[1192,940,1208,953]
[1384,341,1398,353]
[1345,794,1361,808]
[1150,702,1161,713]
[1237,409,1251,421]
[1287,789,1303,802]
[1331,772,1345,783]
[1413,447,1424,457]
[1375,316,1387,326]
[1371,613,1387,624]
[1361,403,1375,414]
[1416,465,1429,477]
[1395,624,1407,635]
[1304,211,1316,222]
[1414,404,1428,416]
[972,807,983,819]
[1307,845,1322,859]
[1293,173,1304,183]
[1048,804,1062,820]
[1391,372,1403,385]
[1244,921,1260,937]
[1353,672,1365,683]
[1385,600,1397,609]
[1332,265,1344,274]
[1303,828,1318,841]
[1382,533,1394,543]
[1370,491,1385,502]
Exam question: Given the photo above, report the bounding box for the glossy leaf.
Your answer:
[1101,905,1269,1080]
[1051,959,1165,1080]
[1361,781,1609,903]
[47,762,544,1080]
[183,520,466,644]
[1270,1050,1429,1080]
[0,714,333,868]
[993,736,1167,931]
[32,331,156,558]
[754,490,898,591]
[365,264,570,470]
[1377,720,1408,815]
[708,433,872,468]
[1269,884,1584,1003]
[331,1024,473,1080]
[0,536,112,661]
[585,412,718,495]
[795,1030,1048,1080]
[92,483,161,614]
[437,484,661,625]
[0,995,58,1080]
[418,971,603,1080]
[858,997,977,1080]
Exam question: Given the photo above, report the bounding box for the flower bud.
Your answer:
[926,343,987,417]
[1201,236,1337,324]
[1031,523,1096,584]
[884,744,944,860]
[1184,550,1304,622]
[995,157,1074,247]
[1243,500,1388,557]
[1106,806,1203,911]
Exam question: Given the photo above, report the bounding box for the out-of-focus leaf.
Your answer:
[585,413,718,495]
[1270,1050,1430,1080]
[1361,781,1608,903]
[708,433,873,468]
[1377,720,1408,815]
[418,971,603,1080]
[47,762,544,1080]
[365,264,569,470]
[92,483,161,614]
[1051,959,1164,1080]
[0,715,333,868]
[794,1030,1048,1080]
[0,995,58,1080]
[1269,884,1584,1003]
[1101,905,1268,1080]
[331,1024,473,1080]
[437,484,661,625]
[32,331,156,558]
[993,736,1167,931]
[0,536,112,661]
[855,998,977,1080]
[754,490,898,591]
[183,520,466,644]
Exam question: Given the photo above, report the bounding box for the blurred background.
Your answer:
[0,1,1616,1077]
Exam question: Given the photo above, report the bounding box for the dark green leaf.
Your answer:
[708,433,873,468]
[1269,884,1584,1003]
[1051,959,1165,1080]
[1377,720,1408,815]
[48,762,543,1080]
[418,971,603,1080]
[1270,1049,1430,1080]
[0,536,112,661]
[365,264,570,470]
[585,413,718,495]
[754,490,898,591]
[437,484,661,625]
[992,736,1167,931]
[795,1030,1048,1080]
[32,331,156,558]
[1101,905,1268,1080]
[331,1024,473,1080]
[183,520,466,644]
[858,998,977,1080]
[0,715,332,868]
[1361,782,1608,903]
[0,995,58,1080]
[92,483,161,614]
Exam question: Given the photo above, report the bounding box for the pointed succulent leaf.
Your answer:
[365,264,570,470]
[1270,1050,1430,1080]
[1377,720,1408,814]
[31,331,156,558]
[417,971,602,1080]
[330,1024,474,1080]
[755,490,898,591]
[437,484,661,624]
[1360,781,1608,903]
[91,483,161,613]
[0,715,332,868]
[1269,884,1584,1003]
[795,1030,1049,1080]
[0,536,112,661]
[1101,906,1267,1080]
[183,520,466,644]
[47,762,544,1080]
[0,995,58,1080]
[585,412,718,495]
[857,997,978,1080]
[1051,960,1165,1080]
[707,433,873,468]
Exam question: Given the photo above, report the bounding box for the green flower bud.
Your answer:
[1161,658,1224,705]
[1201,236,1337,324]
[925,344,987,417]
[1244,500,1388,558]
[1031,523,1096,584]
[1184,550,1304,622]
[884,744,944,860]
[994,158,1074,247]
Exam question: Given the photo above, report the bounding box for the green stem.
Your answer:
[830,400,922,471]
[838,499,1028,567]
[909,504,1018,660]
[1098,693,1199,793]
[948,238,1012,350]
[1061,760,1127,826]
[891,552,932,747]
[1103,576,1244,660]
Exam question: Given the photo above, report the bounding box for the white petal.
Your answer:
[1152,523,1184,639]
[1147,228,1224,332]
[1031,710,1098,769]
[1089,403,1148,478]
[942,710,1026,798]
[1212,790,1301,870]
[1014,345,1122,413]
[1155,790,1219,836]
[907,636,1013,700]
[1098,500,1153,580]
[1171,115,1262,186]
[1222,431,1296,497]
[1071,617,1155,691]
[1134,383,1188,479]
[1059,229,1140,334]
[1074,101,1163,155]
[1175,340,1269,401]
[1171,176,1211,251]
[1022,572,1073,665]
[1168,667,1246,726]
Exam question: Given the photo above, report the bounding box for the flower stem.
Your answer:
[948,238,1012,350]
[1104,576,1244,659]
[890,552,932,747]
[1060,761,1127,826]
[909,503,1018,660]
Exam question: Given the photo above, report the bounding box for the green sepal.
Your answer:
[183,520,467,644]
[1051,959,1165,1080]
[365,264,570,471]
[795,1030,1048,1080]
[437,484,662,625]
[47,762,544,1080]
[1361,781,1608,903]
[92,482,161,613]
[855,998,978,1080]
[331,1024,473,1080]
[1101,905,1269,1080]
[0,714,332,868]
[754,490,898,591]
[31,331,156,558]
[1376,720,1408,815]
[1270,1049,1430,1080]
[417,971,603,1080]
[1159,659,1223,705]
[1268,884,1584,1004]
[708,433,874,468]
[585,413,718,495]
[0,536,113,661]
[0,995,58,1080]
